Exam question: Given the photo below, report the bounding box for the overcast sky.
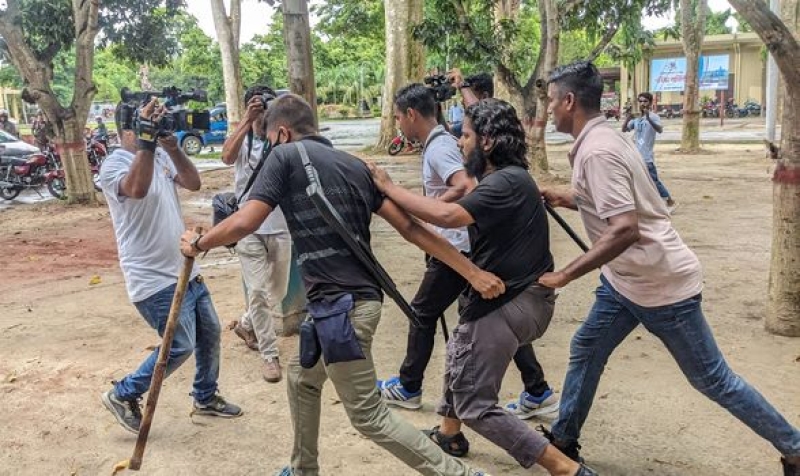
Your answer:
[184,0,737,45]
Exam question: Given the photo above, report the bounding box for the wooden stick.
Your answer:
[113,227,200,474]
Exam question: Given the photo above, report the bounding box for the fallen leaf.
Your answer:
[6,371,17,383]
[88,275,101,285]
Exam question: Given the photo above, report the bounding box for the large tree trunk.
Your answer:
[283,0,318,128]
[0,0,99,204]
[377,0,424,150]
[210,0,243,128]
[679,0,706,153]
[729,0,800,336]
[528,0,559,174]
[493,1,524,113]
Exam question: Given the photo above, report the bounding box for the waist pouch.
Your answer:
[307,294,365,365]
[299,316,321,369]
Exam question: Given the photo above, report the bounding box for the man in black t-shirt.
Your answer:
[370,99,596,476]
[181,94,504,476]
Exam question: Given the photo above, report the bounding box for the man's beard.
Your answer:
[464,147,488,180]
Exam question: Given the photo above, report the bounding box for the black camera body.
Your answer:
[118,86,211,136]
[424,74,456,103]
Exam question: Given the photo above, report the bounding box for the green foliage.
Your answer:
[313,0,384,40]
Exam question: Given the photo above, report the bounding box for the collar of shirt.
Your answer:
[423,125,448,153]
[567,115,608,166]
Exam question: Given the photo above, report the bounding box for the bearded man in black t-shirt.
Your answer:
[369,99,596,476]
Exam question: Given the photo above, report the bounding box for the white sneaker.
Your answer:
[505,389,560,420]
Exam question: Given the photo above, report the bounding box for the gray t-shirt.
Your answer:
[625,112,661,163]
[100,148,199,302]
[422,126,470,253]
[234,138,288,235]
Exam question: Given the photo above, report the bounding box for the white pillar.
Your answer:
[765,0,780,142]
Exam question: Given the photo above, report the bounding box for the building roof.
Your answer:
[647,32,763,53]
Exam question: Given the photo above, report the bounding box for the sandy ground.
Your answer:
[1,143,798,476]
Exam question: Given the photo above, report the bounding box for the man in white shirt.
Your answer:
[99,97,242,434]
[221,86,291,383]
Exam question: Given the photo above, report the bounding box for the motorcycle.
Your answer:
[0,150,65,200]
[743,100,761,117]
[388,133,422,156]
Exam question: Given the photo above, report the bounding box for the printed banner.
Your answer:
[650,55,730,92]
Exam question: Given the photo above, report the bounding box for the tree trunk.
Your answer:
[728,0,800,336]
[377,0,424,150]
[493,0,524,113]
[679,0,706,153]
[528,0,559,174]
[210,0,243,128]
[283,0,318,129]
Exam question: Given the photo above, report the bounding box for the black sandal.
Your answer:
[422,425,470,457]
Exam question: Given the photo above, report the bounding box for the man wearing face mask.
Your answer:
[221,85,290,383]
[181,93,506,476]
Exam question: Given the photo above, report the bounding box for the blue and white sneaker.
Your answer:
[377,376,422,410]
[505,388,560,420]
[274,466,295,476]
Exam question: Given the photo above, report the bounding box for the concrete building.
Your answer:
[620,32,766,110]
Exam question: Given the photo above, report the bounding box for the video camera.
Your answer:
[118,86,211,136]
[424,74,456,103]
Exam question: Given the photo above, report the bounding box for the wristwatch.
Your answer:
[190,234,205,253]
[458,81,472,90]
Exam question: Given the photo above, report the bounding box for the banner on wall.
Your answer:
[650,55,730,92]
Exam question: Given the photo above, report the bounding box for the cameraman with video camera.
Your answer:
[99,93,242,434]
[221,85,290,383]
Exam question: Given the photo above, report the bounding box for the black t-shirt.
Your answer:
[249,136,385,303]
[456,165,554,322]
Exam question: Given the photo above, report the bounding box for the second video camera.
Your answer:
[118,86,211,136]
[424,74,456,103]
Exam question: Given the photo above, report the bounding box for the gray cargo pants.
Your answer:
[437,283,557,468]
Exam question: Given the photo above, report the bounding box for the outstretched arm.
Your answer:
[376,198,504,299]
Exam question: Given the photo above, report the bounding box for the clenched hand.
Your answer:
[468,270,506,299]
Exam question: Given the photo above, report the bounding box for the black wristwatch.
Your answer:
[190,234,205,253]
[458,81,472,90]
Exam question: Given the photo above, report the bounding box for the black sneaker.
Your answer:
[101,388,142,434]
[784,457,800,476]
[192,394,243,418]
[536,425,584,463]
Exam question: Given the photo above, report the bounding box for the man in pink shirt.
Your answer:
[538,61,799,476]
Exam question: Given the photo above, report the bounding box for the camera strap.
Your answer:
[237,138,271,204]
[293,141,422,328]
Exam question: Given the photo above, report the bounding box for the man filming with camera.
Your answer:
[99,94,242,434]
[221,85,291,383]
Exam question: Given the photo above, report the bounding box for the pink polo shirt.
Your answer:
[569,116,703,307]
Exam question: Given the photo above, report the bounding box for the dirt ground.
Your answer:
[1,143,798,476]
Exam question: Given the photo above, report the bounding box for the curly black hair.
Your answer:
[465,98,528,170]
[244,85,277,104]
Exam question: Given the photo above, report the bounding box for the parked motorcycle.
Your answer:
[388,133,422,156]
[742,100,761,117]
[0,150,64,200]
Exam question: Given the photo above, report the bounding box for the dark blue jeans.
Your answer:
[114,279,221,404]
[646,161,671,200]
[552,275,800,457]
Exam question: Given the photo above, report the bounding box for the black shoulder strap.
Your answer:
[237,139,270,203]
[293,141,421,328]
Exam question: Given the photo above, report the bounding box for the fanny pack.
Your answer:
[300,293,365,368]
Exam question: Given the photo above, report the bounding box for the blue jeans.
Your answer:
[646,161,671,200]
[552,275,800,457]
[114,279,221,404]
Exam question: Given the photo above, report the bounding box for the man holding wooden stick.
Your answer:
[100,95,242,435]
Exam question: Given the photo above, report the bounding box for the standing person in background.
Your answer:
[622,92,677,213]
[221,85,291,383]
